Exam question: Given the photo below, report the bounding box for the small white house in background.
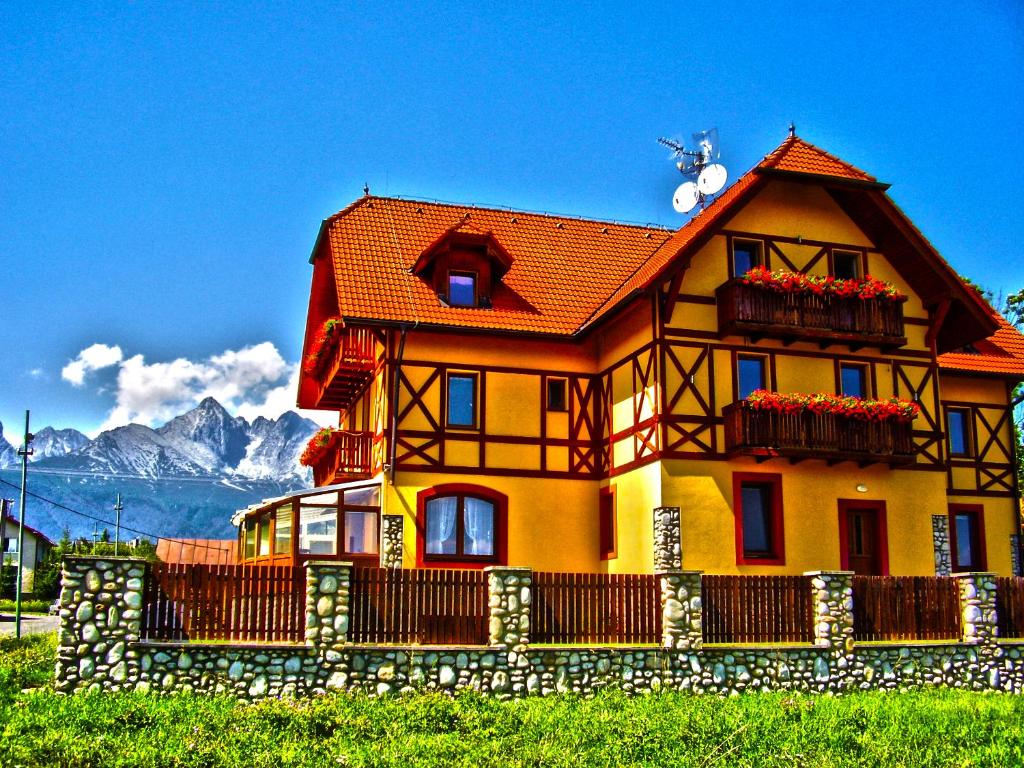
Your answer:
[1,507,54,594]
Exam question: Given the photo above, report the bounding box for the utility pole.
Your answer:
[113,493,122,556]
[15,410,33,639]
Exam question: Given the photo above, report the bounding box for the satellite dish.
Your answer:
[697,163,728,195]
[658,127,729,214]
[673,182,700,213]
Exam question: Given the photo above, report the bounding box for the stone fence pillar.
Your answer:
[305,561,352,651]
[957,572,998,646]
[659,570,702,650]
[380,515,404,569]
[485,566,531,648]
[653,507,681,571]
[55,556,147,694]
[805,571,854,651]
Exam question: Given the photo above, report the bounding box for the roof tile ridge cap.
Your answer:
[347,194,670,231]
[323,194,375,225]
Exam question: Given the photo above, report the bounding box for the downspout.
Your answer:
[388,325,410,486]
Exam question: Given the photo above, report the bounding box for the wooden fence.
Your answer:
[852,576,961,641]
[996,577,1024,639]
[141,562,305,643]
[531,572,661,644]
[348,567,488,645]
[702,575,813,644]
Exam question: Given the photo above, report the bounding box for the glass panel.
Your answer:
[547,379,567,411]
[733,241,762,277]
[274,504,292,555]
[448,375,476,427]
[955,513,975,568]
[741,484,771,555]
[738,357,766,400]
[299,506,337,556]
[449,272,476,306]
[948,410,968,455]
[344,511,379,554]
[344,485,381,508]
[463,497,495,556]
[258,515,271,556]
[300,491,340,506]
[425,497,458,555]
[840,365,866,398]
[834,251,860,280]
[244,521,257,560]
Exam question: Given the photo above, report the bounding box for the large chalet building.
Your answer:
[234,134,1024,578]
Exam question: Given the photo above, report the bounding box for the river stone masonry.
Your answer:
[653,506,682,571]
[932,515,952,576]
[485,566,531,648]
[55,556,147,694]
[305,561,352,650]
[659,570,702,650]
[380,515,404,568]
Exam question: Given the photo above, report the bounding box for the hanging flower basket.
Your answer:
[741,266,905,302]
[303,318,345,377]
[745,390,920,423]
[300,428,337,466]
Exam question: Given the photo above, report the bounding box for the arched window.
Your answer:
[416,484,507,567]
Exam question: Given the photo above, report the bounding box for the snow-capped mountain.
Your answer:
[29,426,90,461]
[7,400,320,480]
[0,424,14,467]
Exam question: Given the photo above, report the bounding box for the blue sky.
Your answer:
[2,1,1022,441]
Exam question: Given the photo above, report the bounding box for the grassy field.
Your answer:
[2,634,1023,767]
[0,598,51,614]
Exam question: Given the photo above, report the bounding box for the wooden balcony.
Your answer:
[310,430,374,486]
[723,401,916,466]
[716,280,907,349]
[309,327,376,410]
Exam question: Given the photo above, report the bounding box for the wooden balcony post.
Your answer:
[305,561,352,651]
[485,566,531,649]
[805,571,854,651]
[659,570,702,650]
[380,515,404,568]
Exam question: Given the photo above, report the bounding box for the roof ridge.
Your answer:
[758,135,876,182]
[325,194,672,231]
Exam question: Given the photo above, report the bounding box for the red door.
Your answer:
[839,501,889,576]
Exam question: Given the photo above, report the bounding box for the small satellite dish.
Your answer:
[697,163,728,195]
[673,182,700,213]
[658,128,729,214]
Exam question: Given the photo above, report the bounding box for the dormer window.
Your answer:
[411,219,514,310]
[448,271,477,307]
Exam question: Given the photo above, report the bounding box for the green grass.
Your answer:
[2,633,1023,767]
[0,598,51,614]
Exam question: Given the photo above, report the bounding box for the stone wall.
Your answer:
[54,557,1024,699]
[932,515,951,576]
[380,515,404,569]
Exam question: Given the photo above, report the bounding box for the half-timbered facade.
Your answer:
[236,133,1024,577]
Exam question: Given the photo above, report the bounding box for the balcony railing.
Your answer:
[310,327,376,410]
[723,401,916,465]
[310,430,374,486]
[716,280,907,348]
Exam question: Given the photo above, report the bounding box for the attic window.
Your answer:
[448,271,477,307]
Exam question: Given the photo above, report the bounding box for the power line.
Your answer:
[0,477,235,562]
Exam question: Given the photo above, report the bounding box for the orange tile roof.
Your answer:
[758,135,877,183]
[155,538,236,565]
[938,316,1024,376]
[317,133,1023,378]
[323,198,671,335]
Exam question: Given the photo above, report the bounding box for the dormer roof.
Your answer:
[411,218,514,279]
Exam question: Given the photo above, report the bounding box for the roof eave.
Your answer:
[755,167,891,191]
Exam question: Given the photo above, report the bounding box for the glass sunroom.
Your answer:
[232,481,381,567]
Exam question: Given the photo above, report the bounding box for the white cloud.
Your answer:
[62,343,124,386]
[235,365,335,427]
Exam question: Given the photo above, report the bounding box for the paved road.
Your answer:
[0,613,59,637]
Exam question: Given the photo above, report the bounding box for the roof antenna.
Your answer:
[363,183,370,196]
[788,122,796,138]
